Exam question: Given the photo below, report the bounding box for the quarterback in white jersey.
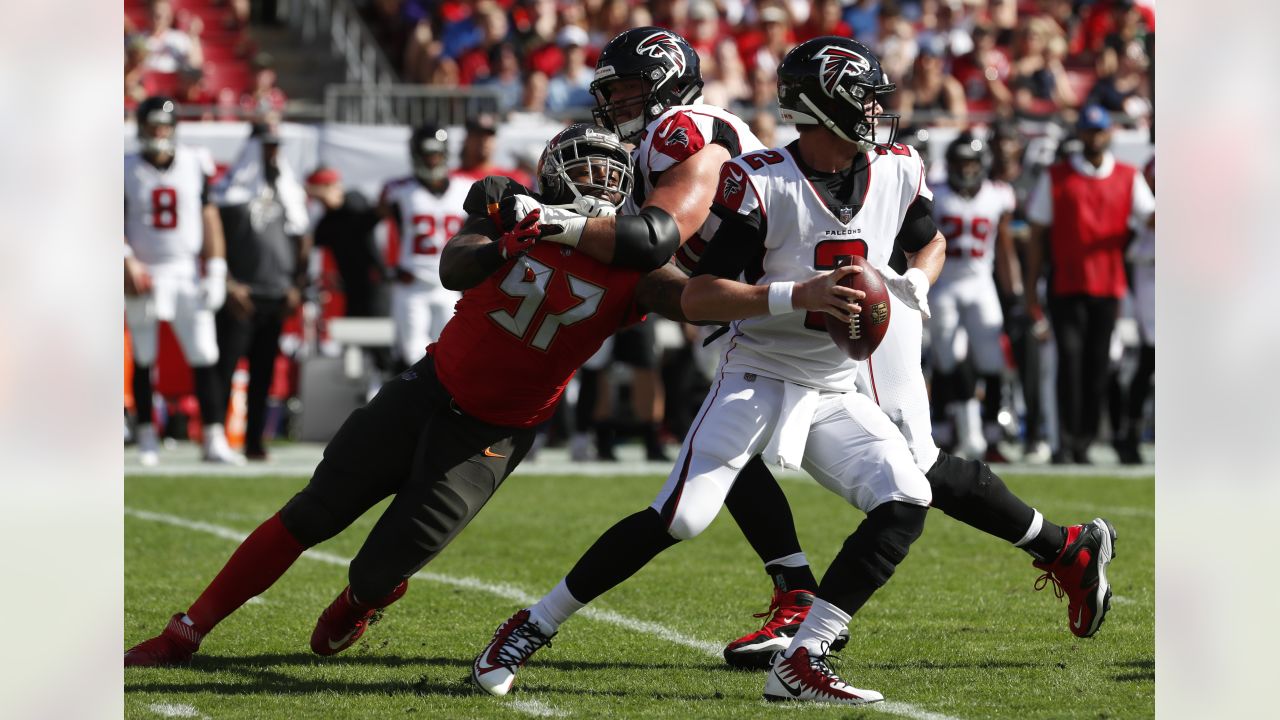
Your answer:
[378,124,468,366]
[124,96,242,466]
[928,133,1021,459]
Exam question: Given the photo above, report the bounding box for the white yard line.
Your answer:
[147,703,209,719]
[126,508,963,720]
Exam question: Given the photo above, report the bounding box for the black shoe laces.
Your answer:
[494,619,553,669]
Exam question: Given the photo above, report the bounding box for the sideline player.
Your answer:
[379,124,468,368]
[123,124,688,666]
[125,96,242,465]
[928,133,1020,461]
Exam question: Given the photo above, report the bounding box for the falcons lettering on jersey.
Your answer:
[814,45,873,98]
[652,112,705,163]
[634,30,686,75]
[715,161,749,211]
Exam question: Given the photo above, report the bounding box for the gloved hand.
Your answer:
[877,264,931,319]
[572,194,617,218]
[201,257,228,312]
[497,207,542,260]
[500,194,587,247]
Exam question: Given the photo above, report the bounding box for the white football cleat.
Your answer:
[137,423,160,466]
[202,425,245,465]
[763,646,883,705]
[472,609,554,697]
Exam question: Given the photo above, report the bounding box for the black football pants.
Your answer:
[277,355,536,601]
[1048,294,1118,459]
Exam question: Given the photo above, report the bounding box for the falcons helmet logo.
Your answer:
[813,45,872,98]
[635,30,686,76]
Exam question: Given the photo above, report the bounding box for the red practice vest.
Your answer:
[1047,160,1137,298]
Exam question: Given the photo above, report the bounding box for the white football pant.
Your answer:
[391,280,459,366]
[125,267,219,367]
[927,273,1005,376]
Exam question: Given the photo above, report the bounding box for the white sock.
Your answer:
[527,578,585,635]
[786,598,851,658]
[204,423,226,449]
[1014,509,1044,548]
[765,552,808,568]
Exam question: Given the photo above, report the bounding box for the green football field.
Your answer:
[124,470,1154,720]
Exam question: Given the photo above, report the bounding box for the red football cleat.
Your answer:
[124,613,204,667]
[763,646,883,705]
[1033,518,1117,638]
[723,588,849,669]
[310,580,408,656]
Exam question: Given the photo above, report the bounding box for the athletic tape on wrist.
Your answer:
[768,281,795,315]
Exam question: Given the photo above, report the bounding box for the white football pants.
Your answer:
[391,280,459,365]
[927,272,1006,375]
[858,296,940,472]
[125,268,219,367]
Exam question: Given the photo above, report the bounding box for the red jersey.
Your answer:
[430,177,646,427]
[1047,161,1136,298]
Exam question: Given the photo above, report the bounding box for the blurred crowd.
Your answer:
[362,0,1153,126]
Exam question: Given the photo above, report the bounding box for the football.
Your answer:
[824,256,891,361]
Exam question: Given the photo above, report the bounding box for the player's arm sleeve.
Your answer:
[439,214,507,291]
[895,196,939,253]
[692,160,767,280]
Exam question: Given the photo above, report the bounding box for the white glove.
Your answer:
[572,194,617,218]
[877,264,931,319]
[503,194,587,247]
[201,257,228,312]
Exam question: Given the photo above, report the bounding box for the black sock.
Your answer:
[726,457,815,591]
[192,365,222,426]
[594,421,616,458]
[132,363,154,426]
[565,508,678,603]
[764,563,818,593]
[1025,521,1067,564]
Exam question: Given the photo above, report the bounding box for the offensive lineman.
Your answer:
[123,124,691,667]
[379,125,469,368]
[928,133,1021,461]
[125,96,243,465]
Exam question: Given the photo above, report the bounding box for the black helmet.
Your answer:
[945,133,992,195]
[136,96,179,159]
[409,124,450,185]
[898,127,933,167]
[590,27,703,144]
[537,123,634,209]
[777,37,899,150]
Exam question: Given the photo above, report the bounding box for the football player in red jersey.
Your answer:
[123,123,692,667]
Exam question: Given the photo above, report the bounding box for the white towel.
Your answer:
[761,381,820,471]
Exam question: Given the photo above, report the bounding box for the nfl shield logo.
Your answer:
[838,206,853,223]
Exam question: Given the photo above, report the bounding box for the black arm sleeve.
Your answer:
[439,216,506,291]
[895,196,938,253]
[612,206,681,271]
[693,204,767,280]
[709,117,742,158]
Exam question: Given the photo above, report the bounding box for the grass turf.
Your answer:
[125,471,1154,719]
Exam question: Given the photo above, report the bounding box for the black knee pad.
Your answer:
[926,451,1001,516]
[842,501,928,589]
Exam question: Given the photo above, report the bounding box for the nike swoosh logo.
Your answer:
[1072,607,1085,630]
[778,672,804,697]
[328,629,358,650]
[780,614,802,625]
[483,447,506,458]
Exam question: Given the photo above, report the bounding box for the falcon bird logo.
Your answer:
[666,127,690,148]
[813,45,872,98]
[635,31,686,76]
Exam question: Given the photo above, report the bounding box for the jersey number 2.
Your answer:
[803,239,868,332]
[488,257,605,351]
[151,187,178,229]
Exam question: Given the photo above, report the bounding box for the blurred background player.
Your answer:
[928,133,1020,462]
[575,321,671,462]
[305,166,389,321]
[1115,155,1154,464]
[213,123,311,461]
[125,96,241,465]
[379,124,467,369]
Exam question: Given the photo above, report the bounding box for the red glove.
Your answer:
[497,207,541,259]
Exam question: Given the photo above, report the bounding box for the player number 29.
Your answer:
[488,257,605,351]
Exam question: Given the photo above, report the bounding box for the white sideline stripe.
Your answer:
[509,698,569,717]
[126,508,962,720]
[147,702,209,719]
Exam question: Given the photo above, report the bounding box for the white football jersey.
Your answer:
[931,179,1015,280]
[620,104,764,275]
[381,175,471,284]
[124,145,215,269]
[714,144,930,392]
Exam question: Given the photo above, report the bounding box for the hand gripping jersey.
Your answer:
[381,175,472,284]
[711,143,931,392]
[620,104,764,275]
[430,177,648,427]
[124,145,215,269]
[931,179,1015,281]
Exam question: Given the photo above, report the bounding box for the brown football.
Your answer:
[824,256,891,361]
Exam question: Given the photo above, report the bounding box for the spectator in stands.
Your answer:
[591,0,634,47]
[687,0,726,58]
[1077,0,1154,59]
[457,1,512,85]
[951,21,1013,116]
[214,124,312,461]
[176,67,218,121]
[1009,16,1077,118]
[363,0,414,72]
[546,25,595,112]
[452,113,531,186]
[125,36,151,110]
[404,18,443,84]
[1086,38,1151,123]
[304,167,389,320]
[916,0,975,59]
[877,1,919,88]
[139,0,204,74]
[519,71,551,115]
[795,0,851,43]
[1024,105,1154,464]
[843,0,882,45]
[744,64,780,117]
[749,110,777,149]
[896,45,967,129]
[750,5,795,75]
[475,42,525,112]
[240,53,289,121]
[653,0,693,38]
[712,38,751,105]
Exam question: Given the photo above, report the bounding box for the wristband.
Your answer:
[767,281,795,315]
[205,256,228,279]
